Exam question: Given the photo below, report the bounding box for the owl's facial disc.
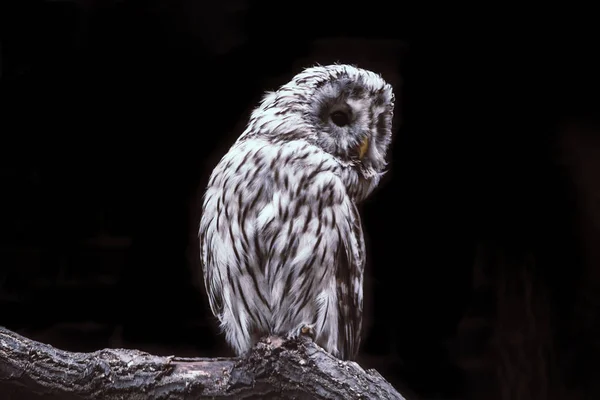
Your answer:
[328,107,369,159]
[291,65,394,178]
[324,104,368,161]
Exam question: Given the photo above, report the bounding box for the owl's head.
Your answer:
[246,64,395,187]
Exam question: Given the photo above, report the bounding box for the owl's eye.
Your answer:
[330,110,350,127]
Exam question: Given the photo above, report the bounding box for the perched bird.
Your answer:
[199,64,395,361]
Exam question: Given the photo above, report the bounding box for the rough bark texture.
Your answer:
[0,326,405,399]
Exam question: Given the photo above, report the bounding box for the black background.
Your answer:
[1,2,599,399]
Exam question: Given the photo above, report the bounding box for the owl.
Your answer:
[199,64,395,361]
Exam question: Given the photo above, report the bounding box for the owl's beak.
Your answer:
[358,136,369,159]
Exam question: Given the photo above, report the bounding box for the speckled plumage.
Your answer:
[199,64,395,360]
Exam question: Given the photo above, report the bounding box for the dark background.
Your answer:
[1,2,599,399]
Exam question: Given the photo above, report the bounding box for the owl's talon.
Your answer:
[301,325,315,339]
[287,323,316,343]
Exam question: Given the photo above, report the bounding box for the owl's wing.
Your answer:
[199,217,224,319]
[335,200,366,360]
[282,168,365,360]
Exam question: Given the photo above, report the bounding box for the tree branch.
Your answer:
[0,326,405,399]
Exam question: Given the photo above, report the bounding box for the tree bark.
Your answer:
[0,326,405,399]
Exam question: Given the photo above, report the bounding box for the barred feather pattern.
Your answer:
[199,64,395,361]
